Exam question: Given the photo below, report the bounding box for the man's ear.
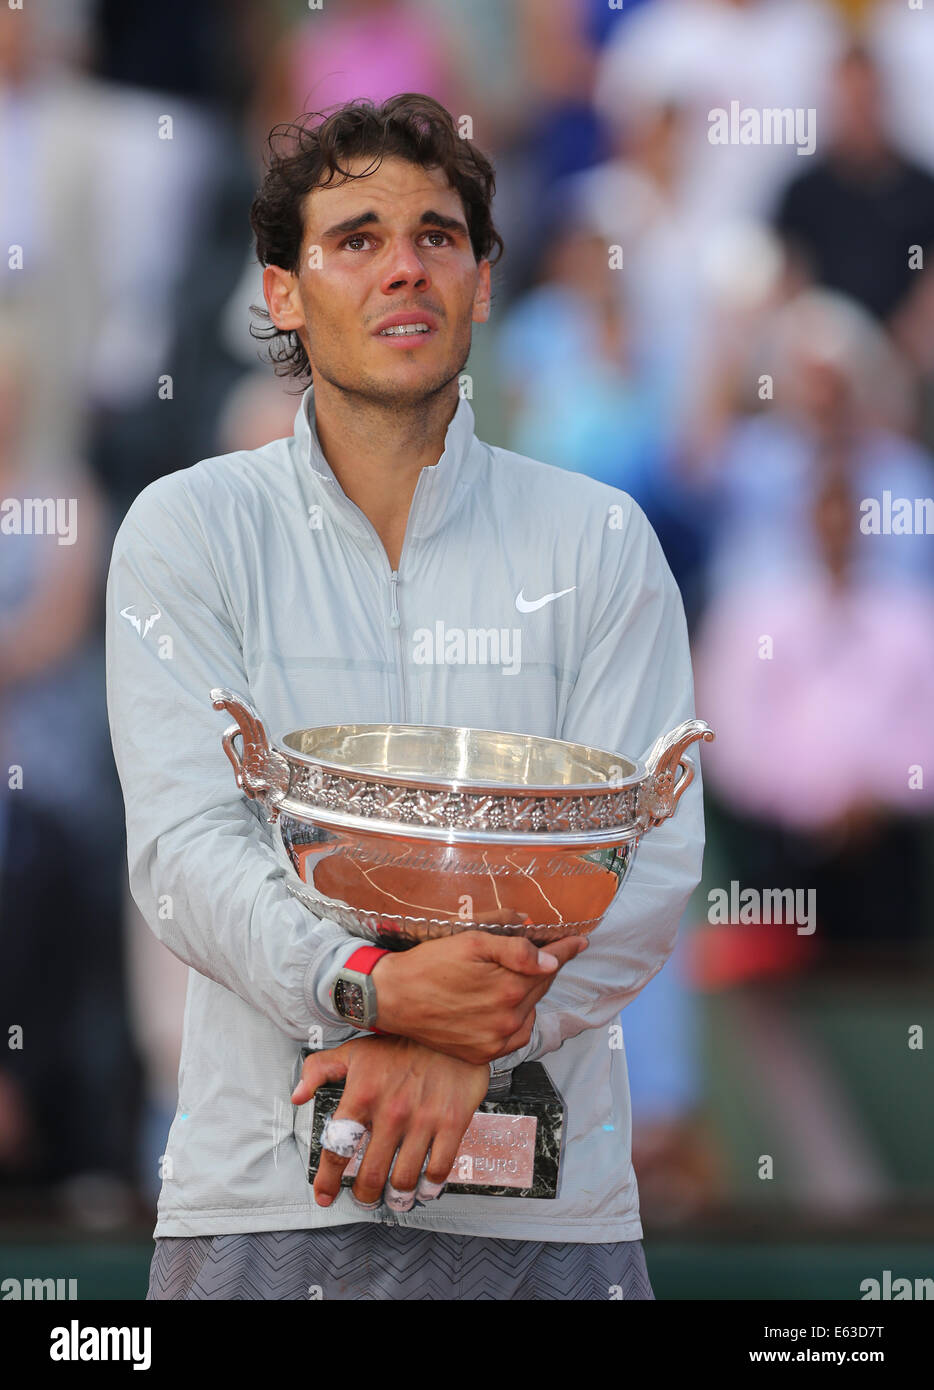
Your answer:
[472,259,492,325]
[263,264,305,332]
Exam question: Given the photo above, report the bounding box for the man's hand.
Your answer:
[370,931,589,1065]
[292,1035,490,1210]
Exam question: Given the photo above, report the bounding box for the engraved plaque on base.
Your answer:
[305,1059,565,1199]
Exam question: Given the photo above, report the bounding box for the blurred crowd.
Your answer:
[1,0,933,1229]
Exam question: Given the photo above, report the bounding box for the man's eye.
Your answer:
[341,231,451,251]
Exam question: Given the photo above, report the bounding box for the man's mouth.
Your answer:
[377,323,433,337]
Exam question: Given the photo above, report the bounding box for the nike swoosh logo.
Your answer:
[515,586,577,613]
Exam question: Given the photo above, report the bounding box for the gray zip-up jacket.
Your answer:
[105,383,705,1241]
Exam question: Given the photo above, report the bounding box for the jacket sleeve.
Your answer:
[504,494,706,1069]
[105,473,367,1046]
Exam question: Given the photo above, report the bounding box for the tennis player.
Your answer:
[106,93,705,1301]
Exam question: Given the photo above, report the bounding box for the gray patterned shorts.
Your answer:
[147,1225,654,1301]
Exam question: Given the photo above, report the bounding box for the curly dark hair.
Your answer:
[248,93,505,385]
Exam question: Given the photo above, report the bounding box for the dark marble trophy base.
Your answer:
[304,1057,565,1199]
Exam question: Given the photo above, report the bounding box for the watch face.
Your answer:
[335,979,365,1022]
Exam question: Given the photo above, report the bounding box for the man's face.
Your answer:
[264,155,491,406]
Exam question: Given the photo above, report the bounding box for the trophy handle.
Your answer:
[637,718,714,830]
[210,686,291,823]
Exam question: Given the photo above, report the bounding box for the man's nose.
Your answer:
[381,239,431,292]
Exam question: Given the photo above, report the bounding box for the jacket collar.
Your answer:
[290,381,479,544]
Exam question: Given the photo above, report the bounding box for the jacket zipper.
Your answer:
[381,470,430,723]
[337,501,415,723]
[388,567,408,723]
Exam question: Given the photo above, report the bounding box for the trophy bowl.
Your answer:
[210,688,714,950]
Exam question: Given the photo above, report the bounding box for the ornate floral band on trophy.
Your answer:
[211,687,713,1198]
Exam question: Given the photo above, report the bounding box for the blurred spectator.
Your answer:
[0,0,252,513]
[0,310,111,824]
[84,1,256,515]
[251,0,466,146]
[556,101,705,433]
[589,3,839,455]
[594,0,844,229]
[494,216,665,503]
[695,435,934,949]
[0,1,107,467]
[490,185,719,612]
[773,45,934,324]
[511,0,614,191]
[0,304,140,1220]
[700,289,931,601]
[868,0,934,178]
[535,168,787,612]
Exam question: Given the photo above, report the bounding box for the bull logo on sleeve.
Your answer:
[120,604,162,638]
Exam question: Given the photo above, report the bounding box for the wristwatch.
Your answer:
[331,945,390,1030]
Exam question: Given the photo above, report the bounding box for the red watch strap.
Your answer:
[344,945,390,975]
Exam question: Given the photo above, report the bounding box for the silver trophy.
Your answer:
[211,687,713,1197]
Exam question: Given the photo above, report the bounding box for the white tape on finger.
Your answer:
[320,1117,369,1158]
[415,1174,446,1202]
[384,1181,416,1212]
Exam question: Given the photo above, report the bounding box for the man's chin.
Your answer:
[316,359,467,409]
